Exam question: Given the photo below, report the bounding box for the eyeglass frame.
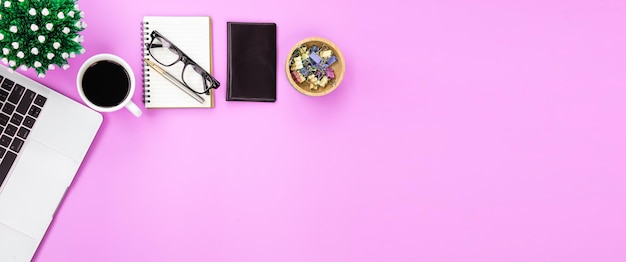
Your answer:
[146,30,220,94]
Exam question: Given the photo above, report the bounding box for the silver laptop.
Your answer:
[0,65,102,261]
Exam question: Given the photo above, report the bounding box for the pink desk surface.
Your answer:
[27,0,626,261]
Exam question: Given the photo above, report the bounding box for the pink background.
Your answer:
[26,0,626,261]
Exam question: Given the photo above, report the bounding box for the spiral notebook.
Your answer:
[142,16,214,108]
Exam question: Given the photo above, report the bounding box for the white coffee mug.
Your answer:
[77,54,142,117]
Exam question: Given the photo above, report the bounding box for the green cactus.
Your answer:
[0,0,85,77]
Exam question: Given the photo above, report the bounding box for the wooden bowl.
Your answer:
[286,37,345,96]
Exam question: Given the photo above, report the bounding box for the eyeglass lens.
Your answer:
[150,35,212,93]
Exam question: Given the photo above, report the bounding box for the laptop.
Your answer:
[0,65,102,261]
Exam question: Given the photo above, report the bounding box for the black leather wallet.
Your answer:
[227,22,277,102]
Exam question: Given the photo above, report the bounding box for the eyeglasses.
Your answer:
[146,30,220,94]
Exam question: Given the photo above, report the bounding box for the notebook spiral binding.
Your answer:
[141,21,151,104]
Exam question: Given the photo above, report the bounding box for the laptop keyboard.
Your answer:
[0,75,47,186]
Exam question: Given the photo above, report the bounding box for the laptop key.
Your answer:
[9,138,23,153]
[1,79,14,91]
[17,89,35,114]
[0,151,16,183]
[4,124,16,137]
[2,103,15,115]
[10,114,22,126]
[0,147,5,158]
[0,135,10,147]
[7,84,24,104]
[0,89,8,102]
[17,127,29,139]
[34,94,47,107]
[0,113,8,126]
[23,116,35,128]
[28,105,41,118]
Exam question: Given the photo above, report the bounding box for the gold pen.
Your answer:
[144,59,205,104]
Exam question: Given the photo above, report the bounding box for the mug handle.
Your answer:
[125,100,142,117]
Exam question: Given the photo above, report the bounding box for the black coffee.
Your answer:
[81,61,130,107]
